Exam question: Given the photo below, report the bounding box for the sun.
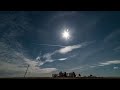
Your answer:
[62,29,70,40]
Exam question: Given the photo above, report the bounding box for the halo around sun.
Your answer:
[62,29,70,40]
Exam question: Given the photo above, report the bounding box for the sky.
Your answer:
[0,11,120,77]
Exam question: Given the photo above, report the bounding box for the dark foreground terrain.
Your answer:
[0,77,120,79]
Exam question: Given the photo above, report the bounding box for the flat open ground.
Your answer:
[0,77,120,79]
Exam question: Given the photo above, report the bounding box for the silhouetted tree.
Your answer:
[78,74,81,77]
[72,72,76,77]
[52,74,58,78]
[90,74,93,77]
[64,72,67,77]
[59,71,63,77]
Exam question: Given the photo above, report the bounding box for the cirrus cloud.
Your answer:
[99,60,120,66]
[58,45,82,54]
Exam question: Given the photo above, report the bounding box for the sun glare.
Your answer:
[62,29,70,40]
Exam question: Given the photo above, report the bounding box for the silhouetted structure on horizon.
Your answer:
[52,71,78,78]
[52,71,98,78]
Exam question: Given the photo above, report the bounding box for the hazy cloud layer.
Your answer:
[0,52,57,77]
[1,12,120,77]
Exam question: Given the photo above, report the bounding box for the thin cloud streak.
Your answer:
[88,60,120,69]
[31,43,65,47]
[57,58,68,61]
[104,29,120,43]
[99,60,120,66]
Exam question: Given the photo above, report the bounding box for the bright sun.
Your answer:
[62,29,70,40]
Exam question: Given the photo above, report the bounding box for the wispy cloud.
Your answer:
[69,60,120,72]
[69,66,84,71]
[85,60,120,69]
[58,44,82,54]
[24,57,57,74]
[0,60,57,77]
[113,46,120,52]
[38,44,82,62]
[68,64,93,72]
[0,12,57,77]
[15,52,57,73]
[0,41,26,65]
[68,60,120,73]
[57,41,95,55]
[32,43,65,47]
[99,60,120,66]
[36,41,95,66]
[113,67,119,70]
[57,58,67,61]
[0,53,57,77]
[46,11,78,27]
[104,29,120,43]
[37,54,77,66]
[89,65,97,68]
[0,48,57,77]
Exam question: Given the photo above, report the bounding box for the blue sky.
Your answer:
[0,11,120,77]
